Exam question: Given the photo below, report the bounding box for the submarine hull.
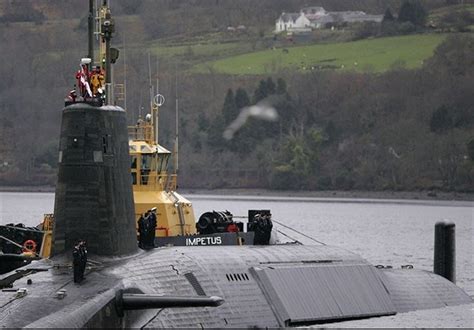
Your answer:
[0,244,471,328]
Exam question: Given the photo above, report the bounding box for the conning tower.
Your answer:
[52,0,136,256]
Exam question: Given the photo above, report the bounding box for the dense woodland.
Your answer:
[0,0,473,192]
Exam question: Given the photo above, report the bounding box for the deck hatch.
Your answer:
[251,264,396,326]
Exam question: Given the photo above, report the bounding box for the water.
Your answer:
[1,191,473,327]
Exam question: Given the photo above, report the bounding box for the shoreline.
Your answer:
[1,185,473,201]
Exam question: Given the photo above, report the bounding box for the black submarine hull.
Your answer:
[0,244,471,328]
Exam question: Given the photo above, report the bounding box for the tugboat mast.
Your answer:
[174,65,179,176]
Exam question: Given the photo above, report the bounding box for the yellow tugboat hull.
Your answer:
[133,190,196,237]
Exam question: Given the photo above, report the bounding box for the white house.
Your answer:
[275,6,383,32]
[275,11,318,33]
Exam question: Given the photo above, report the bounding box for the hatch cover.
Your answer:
[251,264,396,326]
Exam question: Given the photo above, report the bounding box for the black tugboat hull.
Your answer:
[0,254,34,274]
[154,232,255,247]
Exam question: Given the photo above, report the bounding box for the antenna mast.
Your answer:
[100,0,115,105]
[148,53,159,144]
[123,38,127,111]
[174,63,179,175]
[155,58,159,145]
[88,0,94,69]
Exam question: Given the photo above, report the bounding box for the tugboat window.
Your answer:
[131,155,137,185]
[141,154,155,185]
[158,154,170,173]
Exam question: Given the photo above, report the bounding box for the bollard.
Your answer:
[434,220,456,283]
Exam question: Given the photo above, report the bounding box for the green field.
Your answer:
[148,41,247,59]
[193,34,448,74]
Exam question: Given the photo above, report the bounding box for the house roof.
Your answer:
[308,14,334,24]
[277,12,300,23]
[301,6,326,14]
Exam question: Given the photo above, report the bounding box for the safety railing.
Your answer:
[133,173,177,192]
[42,214,54,231]
[128,125,153,142]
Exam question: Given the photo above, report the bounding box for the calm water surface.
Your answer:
[1,191,472,327]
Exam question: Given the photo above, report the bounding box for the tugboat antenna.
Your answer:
[147,52,159,144]
[148,52,153,114]
[155,57,159,144]
[174,62,179,175]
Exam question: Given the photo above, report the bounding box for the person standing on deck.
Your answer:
[147,207,157,248]
[75,59,92,98]
[89,66,104,96]
[72,241,83,283]
[141,210,151,249]
[79,240,87,279]
[137,214,146,249]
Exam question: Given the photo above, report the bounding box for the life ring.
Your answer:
[23,240,37,253]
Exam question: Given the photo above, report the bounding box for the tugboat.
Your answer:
[0,2,471,328]
[127,96,269,247]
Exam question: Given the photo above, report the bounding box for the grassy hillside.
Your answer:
[193,34,448,74]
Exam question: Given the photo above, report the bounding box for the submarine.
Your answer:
[0,2,472,328]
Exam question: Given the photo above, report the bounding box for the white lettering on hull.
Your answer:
[186,237,223,246]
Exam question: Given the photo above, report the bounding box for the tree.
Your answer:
[276,78,287,95]
[430,105,452,133]
[354,21,380,40]
[398,0,427,27]
[426,34,474,76]
[439,10,474,32]
[234,88,250,109]
[383,8,395,22]
[222,89,237,124]
[207,115,225,151]
[468,139,474,161]
[266,77,276,95]
[253,79,268,103]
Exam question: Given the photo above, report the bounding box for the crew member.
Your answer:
[73,241,83,283]
[75,59,92,98]
[141,210,151,249]
[226,222,239,233]
[73,239,88,283]
[89,66,104,96]
[137,214,146,249]
[66,86,77,102]
[79,240,88,278]
[147,207,157,248]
